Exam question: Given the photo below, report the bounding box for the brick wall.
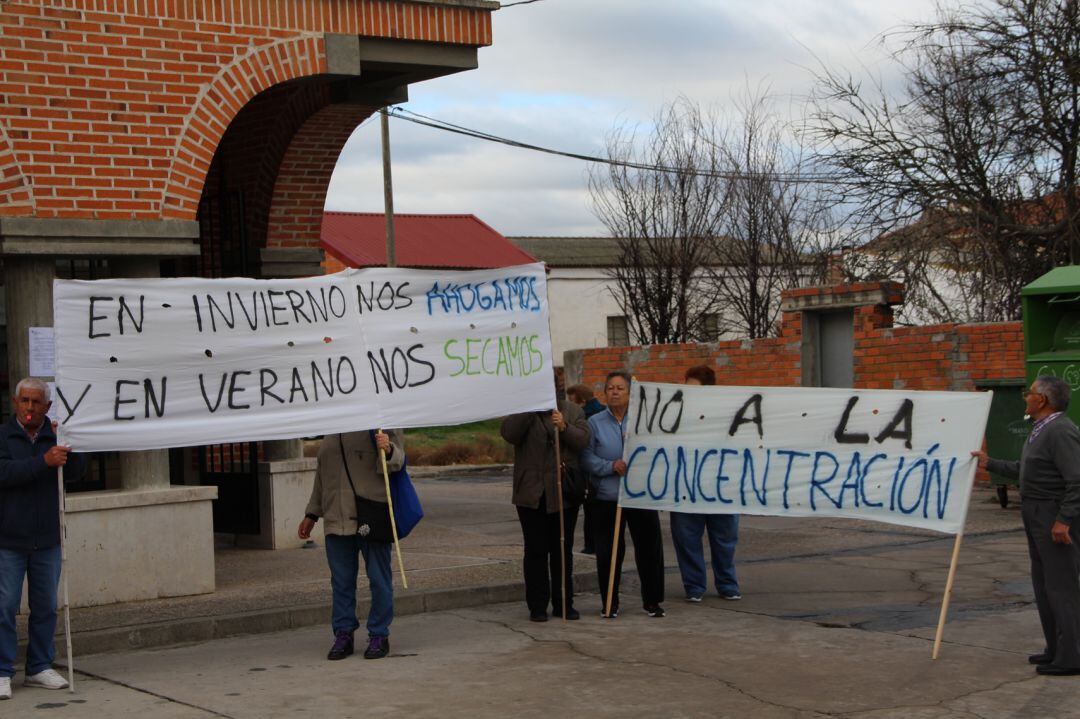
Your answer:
[266,102,376,250]
[0,0,492,221]
[570,283,1025,394]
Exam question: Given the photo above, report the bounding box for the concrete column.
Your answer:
[264,438,303,461]
[118,450,171,490]
[4,256,55,387]
[112,255,170,490]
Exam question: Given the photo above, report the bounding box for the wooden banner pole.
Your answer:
[603,505,622,617]
[931,529,965,659]
[377,430,407,589]
[553,422,567,622]
[56,461,75,692]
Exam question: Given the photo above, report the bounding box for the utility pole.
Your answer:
[380,107,396,268]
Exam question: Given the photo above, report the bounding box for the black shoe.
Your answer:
[362,635,389,660]
[327,631,353,660]
[1029,653,1053,665]
[529,610,549,622]
[644,603,665,618]
[581,545,596,555]
[1036,664,1080,676]
[552,607,580,620]
[600,606,619,619]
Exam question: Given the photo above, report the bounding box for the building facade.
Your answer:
[0,0,498,606]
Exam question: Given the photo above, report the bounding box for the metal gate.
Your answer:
[196,189,261,535]
[199,442,261,535]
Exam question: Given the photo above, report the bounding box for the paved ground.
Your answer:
[8,473,1079,718]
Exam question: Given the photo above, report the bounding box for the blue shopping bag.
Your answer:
[389,456,423,539]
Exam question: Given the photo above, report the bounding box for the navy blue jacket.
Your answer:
[0,414,85,551]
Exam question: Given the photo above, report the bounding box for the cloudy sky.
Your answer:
[324,0,942,237]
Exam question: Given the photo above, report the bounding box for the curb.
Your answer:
[56,571,599,657]
[409,463,511,478]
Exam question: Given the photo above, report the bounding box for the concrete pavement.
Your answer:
[8,471,1077,718]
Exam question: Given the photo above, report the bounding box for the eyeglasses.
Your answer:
[1022,389,1046,399]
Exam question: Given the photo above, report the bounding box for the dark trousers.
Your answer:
[1022,499,1080,668]
[582,500,596,552]
[591,499,665,611]
[517,499,580,614]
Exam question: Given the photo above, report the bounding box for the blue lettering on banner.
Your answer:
[647,449,670,500]
[622,446,648,498]
[777,449,811,510]
[425,277,541,315]
[739,448,770,507]
[621,444,957,522]
[810,451,841,510]
[695,449,719,502]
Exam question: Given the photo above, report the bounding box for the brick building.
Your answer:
[0,0,497,606]
[565,281,1025,457]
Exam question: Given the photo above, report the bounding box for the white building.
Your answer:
[509,238,636,366]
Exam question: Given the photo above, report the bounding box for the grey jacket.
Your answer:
[986,414,1080,524]
[305,430,404,536]
[501,400,590,513]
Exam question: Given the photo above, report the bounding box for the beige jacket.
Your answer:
[305,429,404,536]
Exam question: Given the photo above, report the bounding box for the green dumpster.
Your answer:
[1020,266,1080,502]
[977,379,1028,507]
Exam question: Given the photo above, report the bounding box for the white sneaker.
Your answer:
[24,668,68,690]
[0,676,10,699]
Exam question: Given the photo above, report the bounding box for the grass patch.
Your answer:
[301,419,514,466]
[406,418,512,466]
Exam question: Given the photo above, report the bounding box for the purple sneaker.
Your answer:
[363,635,390,660]
[327,631,353,660]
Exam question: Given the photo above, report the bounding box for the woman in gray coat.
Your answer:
[501,400,590,621]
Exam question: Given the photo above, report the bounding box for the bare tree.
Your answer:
[588,98,726,344]
[710,90,838,338]
[812,0,1080,323]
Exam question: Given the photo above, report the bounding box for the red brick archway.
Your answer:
[0,0,494,223]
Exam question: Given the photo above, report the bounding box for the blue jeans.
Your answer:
[0,545,62,677]
[669,512,739,597]
[324,534,393,638]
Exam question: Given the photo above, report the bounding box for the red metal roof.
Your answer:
[321,212,537,269]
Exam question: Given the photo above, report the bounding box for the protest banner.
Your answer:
[52,263,556,452]
[607,381,992,656]
[618,381,991,533]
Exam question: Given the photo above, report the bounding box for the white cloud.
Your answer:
[325,0,942,236]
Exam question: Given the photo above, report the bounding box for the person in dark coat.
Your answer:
[973,375,1080,676]
[502,398,590,621]
[0,378,85,699]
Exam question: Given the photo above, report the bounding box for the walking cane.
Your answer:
[376,430,408,589]
[553,416,567,622]
[55,433,75,693]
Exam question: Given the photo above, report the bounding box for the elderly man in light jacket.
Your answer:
[299,429,403,661]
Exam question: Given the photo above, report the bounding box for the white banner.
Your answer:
[619,382,992,533]
[52,264,556,451]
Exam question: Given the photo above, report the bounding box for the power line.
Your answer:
[386,107,845,184]
[500,0,546,7]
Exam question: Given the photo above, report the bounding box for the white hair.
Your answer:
[15,377,51,402]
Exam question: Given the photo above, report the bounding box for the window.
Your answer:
[607,315,630,347]
[701,313,720,342]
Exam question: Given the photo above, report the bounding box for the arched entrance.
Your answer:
[0,0,495,606]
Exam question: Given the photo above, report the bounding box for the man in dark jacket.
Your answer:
[0,378,85,699]
[973,375,1080,676]
[501,399,590,621]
